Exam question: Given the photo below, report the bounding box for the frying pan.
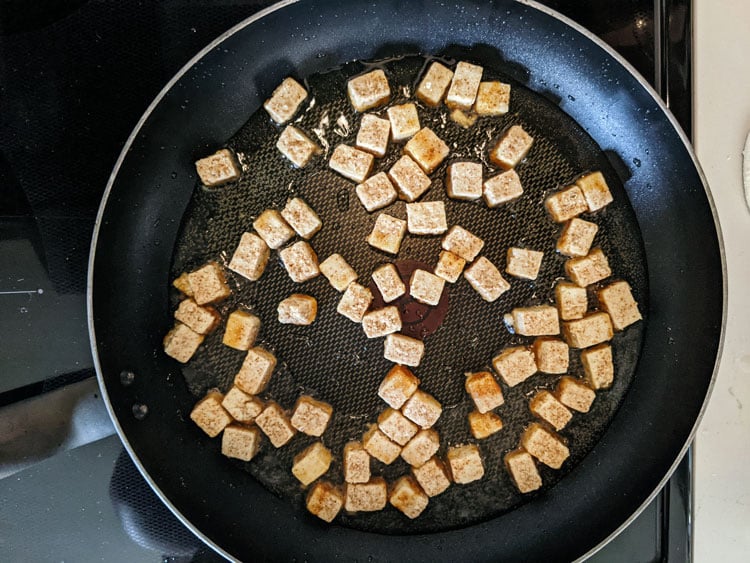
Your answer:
[88,0,725,560]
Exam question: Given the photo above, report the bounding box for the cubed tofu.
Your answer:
[577,171,613,211]
[404,127,450,174]
[412,457,451,497]
[343,442,371,484]
[195,148,241,187]
[190,391,232,437]
[255,402,296,448]
[277,125,320,168]
[529,390,572,431]
[291,396,333,436]
[356,172,398,212]
[263,77,308,124]
[465,371,504,413]
[597,280,642,330]
[362,306,402,338]
[362,424,402,465]
[406,201,448,235]
[409,269,445,306]
[555,281,588,321]
[371,263,407,303]
[533,338,569,374]
[337,282,373,323]
[557,218,598,257]
[401,428,440,467]
[545,185,588,222]
[521,423,570,469]
[450,108,478,129]
[442,225,484,262]
[221,424,262,462]
[223,310,261,351]
[329,144,374,183]
[446,161,483,200]
[565,248,612,287]
[506,247,544,280]
[306,481,344,523]
[356,114,391,157]
[281,198,322,240]
[434,250,466,283]
[368,213,407,255]
[402,389,442,428]
[511,306,560,336]
[563,312,614,348]
[468,411,504,440]
[387,103,421,142]
[347,69,391,112]
[464,256,510,302]
[474,81,511,116]
[277,294,318,325]
[378,407,419,446]
[279,241,320,283]
[389,476,429,519]
[416,61,454,107]
[490,125,534,169]
[253,209,295,250]
[320,253,358,292]
[388,155,432,202]
[483,169,524,207]
[164,322,204,363]
[222,386,264,423]
[447,444,485,484]
[581,344,614,390]
[188,262,231,305]
[555,376,596,413]
[492,346,537,387]
[229,232,270,281]
[446,61,483,110]
[174,298,219,335]
[504,449,542,493]
[172,272,193,296]
[384,333,425,367]
[292,442,333,486]
[234,346,277,395]
[378,365,420,409]
[345,478,388,512]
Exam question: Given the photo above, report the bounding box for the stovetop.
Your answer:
[0,1,693,561]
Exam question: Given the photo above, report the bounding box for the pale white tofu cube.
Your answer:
[278,294,317,325]
[504,449,542,493]
[401,428,440,468]
[464,256,510,302]
[412,457,451,497]
[372,263,407,303]
[279,241,320,283]
[253,209,295,250]
[281,198,322,240]
[378,407,418,446]
[356,113,391,157]
[174,298,219,335]
[521,423,570,469]
[347,69,391,112]
[416,61,454,107]
[320,253,358,292]
[468,411,503,440]
[362,424,402,465]
[190,390,231,437]
[510,305,560,336]
[329,144,374,183]
[223,310,261,351]
[597,280,642,330]
[565,248,612,287]
[545,185,588,222]
[172,272,193,296]
[555,376,596,413]
[449,108,479,129]
[345,478,388,512]
[506,247,544,280]
[474,81,511,116]
[378,365,420,409]
[404,127,450,174]
[384,333,425,367]
[356,172,398,212]
[464,371,504,413]
[446,61,483,110]
[188,262,231,305]
[195,148,241,187]
[367,213,407,255]
[343,442,371,484]
[306,481,344,523]
[447,444,485,484]
[229,232,270,281]
[292,442,333,486]
[446,161,483,200]
[389,475,429,519]
[555,281,588,321]
[388,155,432,202]
[234,346,277,395]
[362,306,402,338]
[291,395,333,437]
[221,424,261,461]
[406,201,447,235]
[255,402,296,448]
[581,344,614,390]
[387,103,421,142]
[483,169,524,207]
[263,77,307,124]
[490,125,533,169]
[529,390,572,431]
[221,386,263,423]
[577,171,613,211]
[563,312,614,348]
[410,269,445,306]
[441,225,484,262]
[557,218,598,257]
[492,346,537,387]
[434,250,466,283]
[533,338,569,374]
[276,125,320,168]
[164,322,204,364]
[402,389,442,428]
[337,282,373,322]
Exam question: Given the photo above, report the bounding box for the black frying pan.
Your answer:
[88,0,724,560]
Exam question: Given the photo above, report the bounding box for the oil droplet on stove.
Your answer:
[132,403,149,420]
[120,370,136,386]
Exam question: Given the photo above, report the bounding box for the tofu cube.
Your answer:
[368,213,407,255]
[557,218,598,257]
[388,155,432,202]
[464,256,510,302]
[533,338,569,374]
[292,442,333,486]
[372,263,407,303]
[384,333,425,367]
[520,422,570,469]
[190,391,231,437]
[387,103,421,142]
[279,241,320,283]
[356,114,391,157]
[234,346,277,395]
[597,280,642,330]
[449,108,478,129]
[306,481,344,523]
[223,310,261,351]
[483,169,524,207]
[404,127,450,174]
[362,306,402,338]
[412,457,451,497]
[378,365,420,409]
[329,144,374,183]
[447,444,485,484]
[195,148,240,187]
[563,312,614,348]
[446,61,483,110]
[281,198,322,240]
[164,322,204,364]
[555,376,596,413]
[434,250,466,283]
[229,232,270,281]
[416,61,454,107]
[581,344,614,390]
[409,269,445,306]
[490,125,534,169]
[337,282,373,323]
[442,225,484,262]
[468,411,504,440]
[221,424,262,461]
[263,77,307,124]
[529,390,572,431]
[406,201,448,235]
[402,389,442,428]
[276,125,320,168]
[389,476,429,519]
[278,294,318,325]
[555,281,588,321]
[510,306,560,336]
[577,171,613,211]
[504,449,542,493]
[172,272,193,296]
[174,298,219,335]
[356,172,398,212]
[446,161,483,200]
[545,185,588,222]
[188,262,231,305]
[347,69,391,112]
[401,428,440,467]
[343,442,371,484]
[320,253,358,292]
[465,371,505,413]
[221,386,264,423]
[290,396,333,436]
[565,248,612,287]
[362,425,402,465]
[492,346,537,387]
[255,402,296,448]
[378,407,418,446]
[253,209,295,250]
[506,247,544,280]
[474,81,511,116]
[345,478,388,512]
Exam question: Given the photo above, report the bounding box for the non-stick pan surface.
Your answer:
[88,1,724,561]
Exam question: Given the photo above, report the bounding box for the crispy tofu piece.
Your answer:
[221,424,262,461]
[557,218,598,257]
[563,312,614,348]
[511,306,560,336]
[190,391,232,437]
[533,338,569,374]
[581,344,614,390]
[490,125,533,169]
[390,476,430,519]
[263,77,307,124]
[447,444,485,484]
[345,478,388,512]
[402,389,442,428]
[221,386,264,423]
[388,103,421,142]
[598,280,642,330]
[529,390,572,431]
[555,376,596,413]
[223,310,261,351]
[412,457,451,497]
[409,269,445,306]
[446,161,483,200]
[565,248,612,287]
[378,407,419,446]
[406,201,448,235]
[292,442,333,486]
[279,241,320,283]
[442,225,484,262]
[329,144,374,183]
[255,402,296,448]
[188,262,231,305]
[378,365,420,409]
[384,333,425,367]
[483,169,524,207]
[404,127,450,174]
[492,346,537,387]
[306,481,344,523]
[416,61,454,106]
[174,298,219,335]
[356,172,398,212]
[195,148,240,187]
[343,441,371,484]
[464,256,510,302]
[506,247,544,280]
[372,263,407,303]
[521,423,570,469]
[362,306,402,338]
[362,424,402,465]
[337,282,373,323]
[465,371,504,413]
[401,428,440,467]
[577,171,613,211]
[446,61,483,110]
[388,155,432,202]
[504,449,542,493]
[545,185,588,222]
[253,209,295,250]
[434,250,466,283]
[368,213,407,254]
[468,411,504,440]
[347,69,391,112]
[474,81,511,116]
[281,198,322,240]
[555,281,588,321]
[356,113,391,157]
[276,125,320,168]
[229,232,270,281]
[277,294,317,325]
[172,272,193,296]
[234,346,277,395]
[164,322,204,363]
[320,253,358,292]
[450,108,478,129]
[291,396,332,437]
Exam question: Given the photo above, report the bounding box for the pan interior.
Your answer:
[170,54,647,534]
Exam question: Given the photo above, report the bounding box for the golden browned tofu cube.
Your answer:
[565,248,612,287]
[234,346,277,395]
[406,201,447,235]
[320,253,358,292]
[221,386,264,423]
[412,457,451,497]
[306,481,344,522]
[337,282,373,323]
[378,407,418,446]
[164,322,204,364]
[409,269,445,306]
[446,162,483,200]
[465,371,504,413]
[255,402,296,448]
[195,148,240,187]
[223,310,260,351]
[529,390,572,430]
[557,218,598,257]
[388,155,432,202]
[483,169,524,207]
[474,81,511,116]
[404,127,450,174]
[356,172,398,212]
[555,281,588,321]
[387,103,420,142]
[221,424,261,461]
[401,428,440,467]
[434,250,466,283]
[446,61,483,110]
[545,185,588,222]
[506,247,544,280]
[492,346,537,387]
[442,225,484,262]
[581,344,614,390]
[464,256,510,302]
[362,306,402,338]
[345,478,388,512]
[416,61,454,107]
[279,241,320,283]
[347,69,391,112]
[228,232,270,281]
[276,125,320,168]
[389,476,429,519]
[450,108,478,129]
[490,125,533,169]
[378,365,420,409]
[291,396,333,436]
[188,262,231,305]
[263,77,307,124]
[292,442,332,486]
[329,144,374,183]
[172,272,193,296]
[468,411,503,439]
[504,449,542,493]
[510,306,560,336]
[372,263,407,303]
[555,376,596,413]
[277,294,318,325]
[384,333,425,367]
[402,389,442,428]
[190,391,231,437]
[174,298,219,335]
[356,113,391,157]
[577,171,613,211]
[343,441,371,484]
[563,312,614,348]
[521,423,570,469]
[533,338,569,374]
[281,198,322,240]
[447,444,485,484]
[362,424,402,465]
[368,213,407,255]
[597,280,642,330]
[253,209,295,250]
